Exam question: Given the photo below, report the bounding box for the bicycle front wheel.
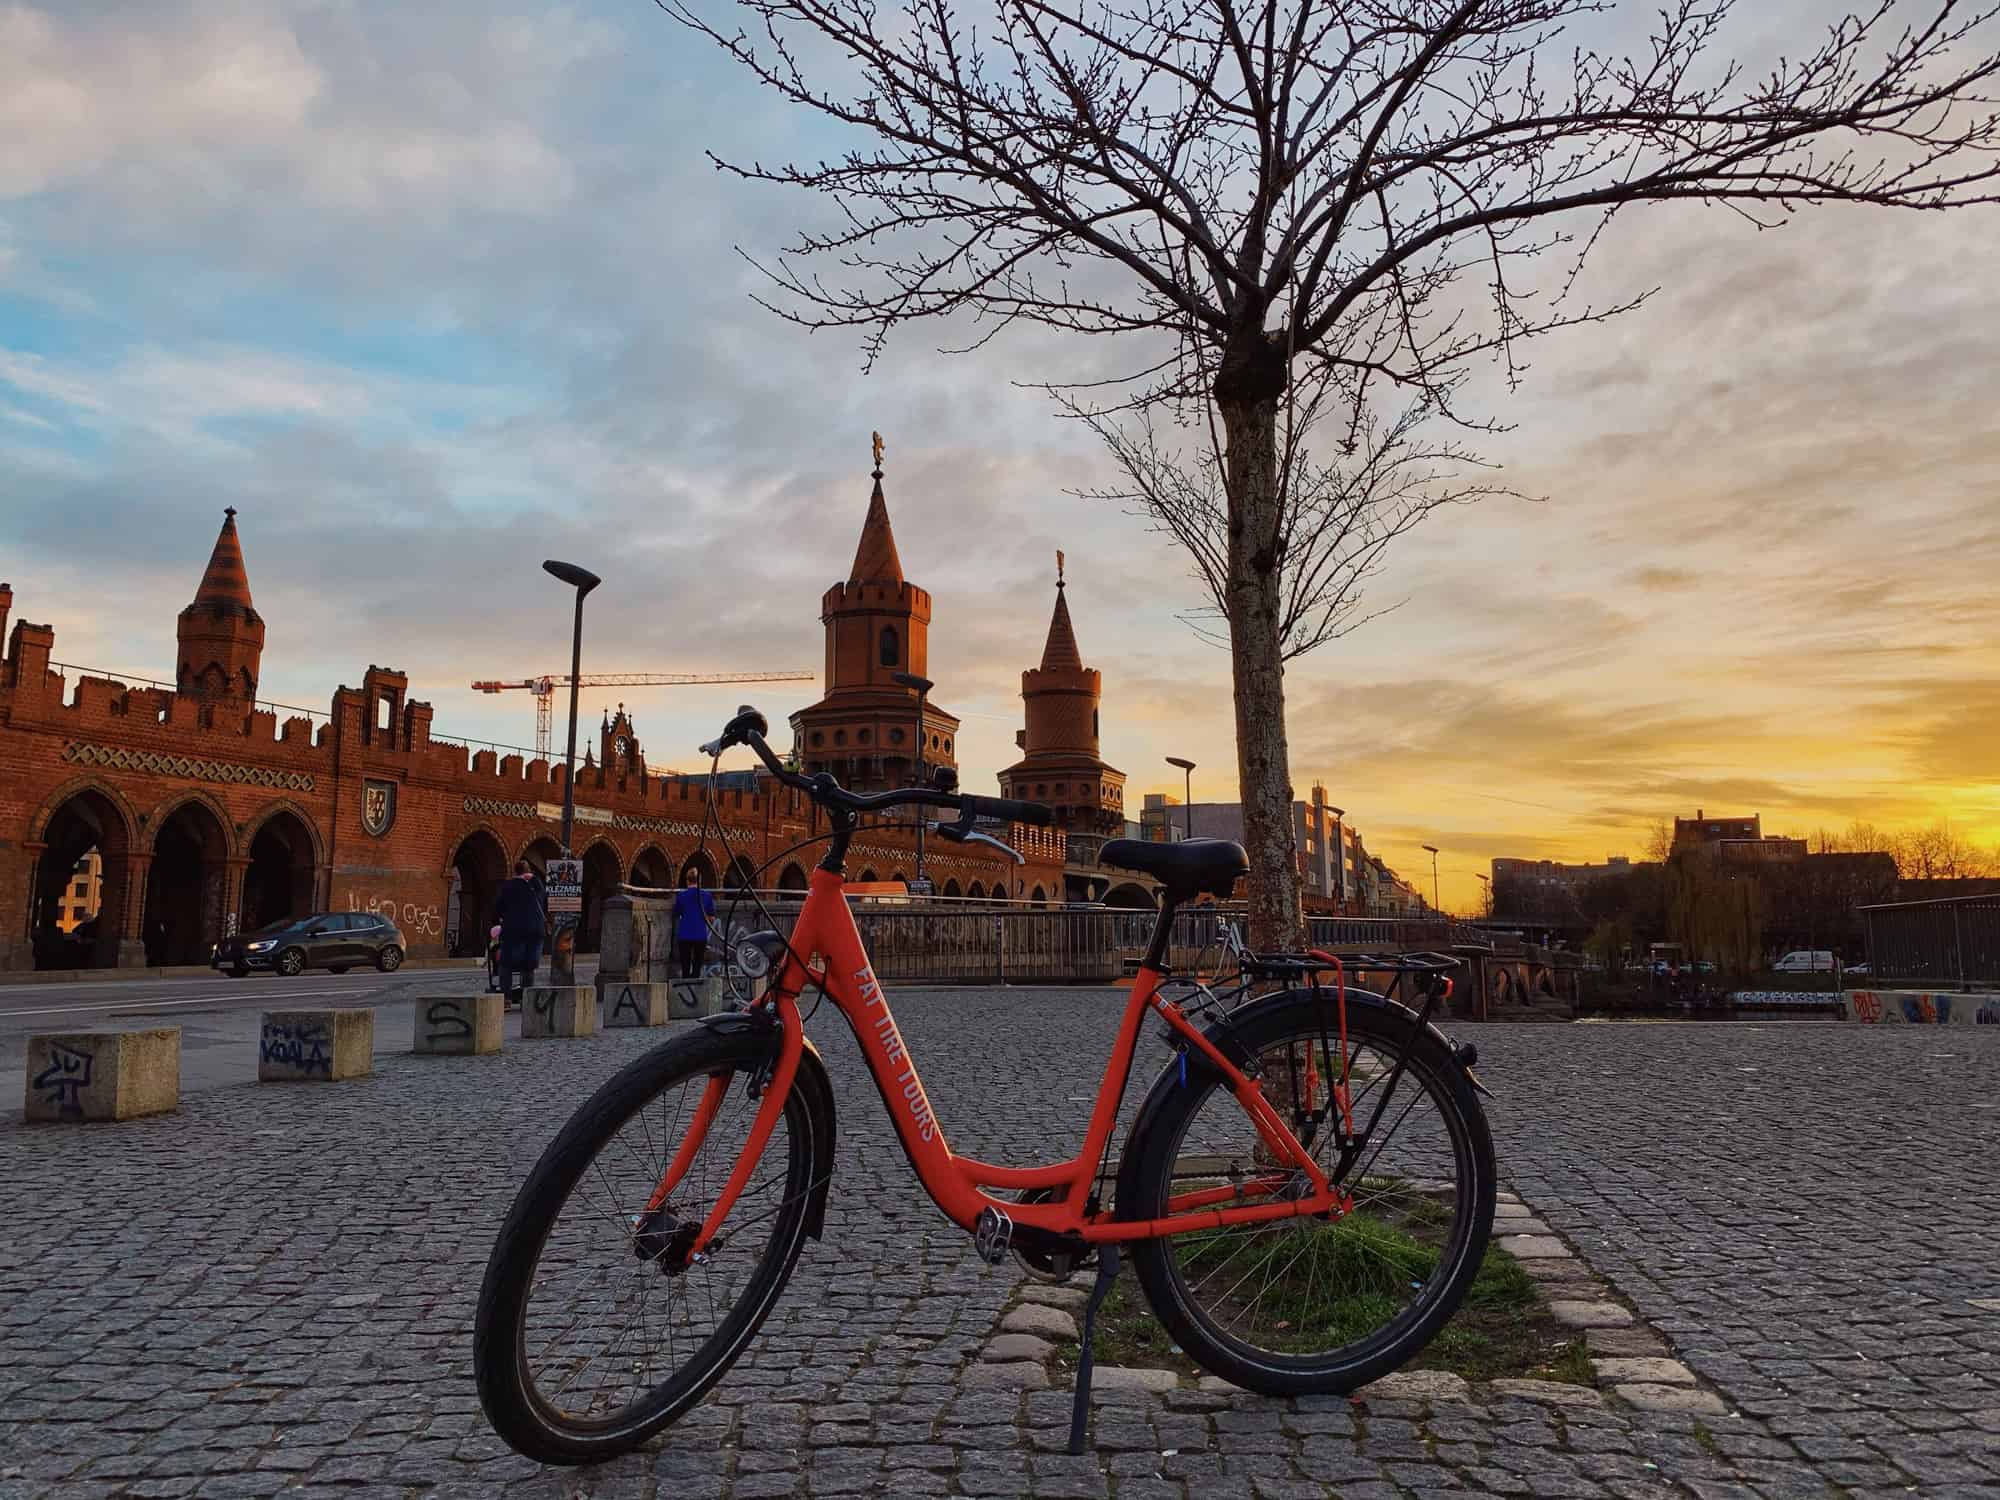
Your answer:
[474,1025,817,1464]
[1125,991,1495,1396]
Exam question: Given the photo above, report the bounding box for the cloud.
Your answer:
[1627,566,1697,593]
[4,0,1999,913]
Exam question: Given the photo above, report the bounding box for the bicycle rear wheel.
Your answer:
[474,1026,816,1464]
[1124,991,1494,1396]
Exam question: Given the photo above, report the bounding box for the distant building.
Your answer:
[1136,788,1382,912]
[1491,854,1632,892]
[1489,854,1635,926]
[1673,809,1762,847]
[55,850,102,933]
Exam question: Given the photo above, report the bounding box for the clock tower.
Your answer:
[600,704,644,779]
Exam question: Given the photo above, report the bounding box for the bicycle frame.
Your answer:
[669,868,1354,1254]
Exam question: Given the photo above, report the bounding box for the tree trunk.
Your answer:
[1216,333,1304,955]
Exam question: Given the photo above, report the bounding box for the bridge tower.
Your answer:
[176,507,265,705]
[999,555,1125,836]
[790,446,960,792]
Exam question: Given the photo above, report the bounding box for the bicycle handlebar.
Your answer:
[701,705,1054,827]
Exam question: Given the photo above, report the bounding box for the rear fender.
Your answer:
[697,1012,837,1240]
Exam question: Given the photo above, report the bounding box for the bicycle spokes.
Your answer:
[519,1067,799,1424]
[1165,1034,1468,1359]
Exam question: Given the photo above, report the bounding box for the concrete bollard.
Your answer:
[259,1009,374,1082]
[600,981,671,1028]
[523,986,598,1039]
[670,977,732,1020]
[413,994,503,1055]
[25,1029,180,1122]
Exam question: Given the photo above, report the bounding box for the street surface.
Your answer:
[0,988,1996,1498]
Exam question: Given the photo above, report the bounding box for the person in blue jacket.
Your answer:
[492,860,547,1008]
[673,870,716,978]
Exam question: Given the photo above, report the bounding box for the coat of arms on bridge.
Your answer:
[362,779,398,837]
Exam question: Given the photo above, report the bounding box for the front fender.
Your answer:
[698,1011,837,1239]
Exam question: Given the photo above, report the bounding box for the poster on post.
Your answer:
[545,858,583,981]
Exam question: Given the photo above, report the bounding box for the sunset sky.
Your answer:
[4,1,1997,913]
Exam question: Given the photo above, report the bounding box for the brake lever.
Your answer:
[927,822,1025,864]
[698,737,725,757]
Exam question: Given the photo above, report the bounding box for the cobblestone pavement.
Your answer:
[1,991,1995,1499]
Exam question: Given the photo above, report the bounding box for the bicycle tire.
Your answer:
[474,1025,817,1464]
[1124,992,1495,1396]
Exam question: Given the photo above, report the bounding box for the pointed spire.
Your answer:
[192,507,254,612]
[848,463,905,585]
[1039,561,1083,673]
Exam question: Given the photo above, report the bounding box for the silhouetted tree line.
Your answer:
[1495,821,1999,976]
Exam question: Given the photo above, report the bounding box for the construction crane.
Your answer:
[470,671,816,758]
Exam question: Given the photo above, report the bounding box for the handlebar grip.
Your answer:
[959,793,1053,826]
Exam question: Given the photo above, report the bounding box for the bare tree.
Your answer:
[1070,385,1511,658]
[1894,819,1998,879]
[663,0,2000,945]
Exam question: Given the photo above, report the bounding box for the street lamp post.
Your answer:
[1165,757,1195,841]
[1422,844,1441,914]
[891,670,934,893]
[542,559,600,986]
[542,560,602,855]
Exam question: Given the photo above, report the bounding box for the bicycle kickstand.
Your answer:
[1066,1243,1122,1456]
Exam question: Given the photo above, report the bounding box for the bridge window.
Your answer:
[880,627,899,667]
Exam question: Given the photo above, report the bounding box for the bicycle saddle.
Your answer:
[1098,838,1248,900]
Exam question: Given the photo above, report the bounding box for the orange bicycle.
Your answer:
[474,708,1496,1464]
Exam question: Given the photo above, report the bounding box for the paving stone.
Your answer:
[1358,1370,1472,1402]
[1615,1383,1730,1414]
[1499,1235,1572,1259]
[1488,1379,1608,1407]
[982,1333,1055,1363]
[962,1361,1051,1390]
[1018,1286,1088,1309]
[6,985,1998,1500]
[1088,1367,1179,1399]
[1001,1303,1079,1340]
[1551,1301,1635,1329]
[1582,1327,1671,1358]
[1591,1358,1697,1386]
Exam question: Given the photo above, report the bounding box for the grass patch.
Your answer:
[1053,1207,1593,1388]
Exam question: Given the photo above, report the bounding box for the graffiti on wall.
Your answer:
[1845,989,2000,1025]
[347,892,442,937]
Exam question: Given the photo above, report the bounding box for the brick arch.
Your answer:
[517,833,564,871]
[25,777,145,970]
[630,843,675,889]
[239,798,324,929]
[439,821,510,879]
[580,838,624,954]
[26,775,142,848]
[241,798,327,871]
[143,788,240,861]
[141,790,236,965]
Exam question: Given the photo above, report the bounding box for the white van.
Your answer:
[1772,950,1838,973]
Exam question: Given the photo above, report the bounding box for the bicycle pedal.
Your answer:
[973,1206,1013,1266]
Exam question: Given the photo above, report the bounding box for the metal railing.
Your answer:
[1861,894,2000,988]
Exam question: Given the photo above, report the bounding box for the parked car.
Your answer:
[1772,949,1838,973]
[213,912,406,978]
[1845,962,1871,976]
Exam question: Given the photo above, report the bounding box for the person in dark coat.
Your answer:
[492,860,547,1008]
[673,870,716,979]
